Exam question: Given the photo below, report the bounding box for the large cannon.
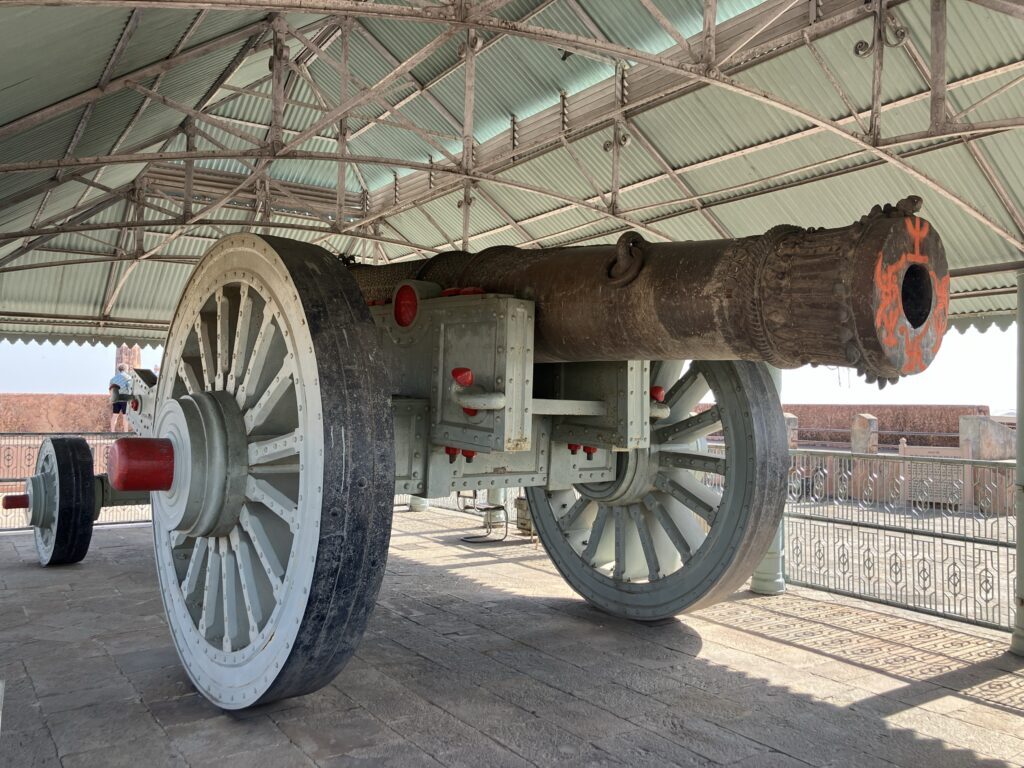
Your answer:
[9,197,948,709]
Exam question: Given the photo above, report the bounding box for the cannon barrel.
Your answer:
[352,198,948,380]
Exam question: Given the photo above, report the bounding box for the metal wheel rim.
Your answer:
[32,440,60,563]
[153,237,325,709]
[528,360,787,620]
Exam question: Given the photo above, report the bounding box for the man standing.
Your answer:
[109,363,132,432]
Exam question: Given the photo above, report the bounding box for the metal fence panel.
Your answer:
[1,432,150,528]
[784,449,1016,630]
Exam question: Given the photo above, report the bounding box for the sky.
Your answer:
[0,326,1017,413]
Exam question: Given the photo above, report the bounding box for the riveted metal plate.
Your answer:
[548,361,651,450]
[393,397,428,496]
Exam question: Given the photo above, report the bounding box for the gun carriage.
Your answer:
[4,197,948,709]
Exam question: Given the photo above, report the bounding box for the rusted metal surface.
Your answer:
[350,197,948,382]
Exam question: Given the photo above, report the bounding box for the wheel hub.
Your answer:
[153,391,248,538]
[576,447,661,506]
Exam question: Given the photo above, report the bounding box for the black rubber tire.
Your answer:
[36,436,95,566]
[254,236,395,705]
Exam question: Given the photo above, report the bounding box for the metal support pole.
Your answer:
[751,364,786,595]
[1010,270,1024,654]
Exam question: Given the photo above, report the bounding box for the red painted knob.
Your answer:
[461,450,477,463]
[650,386,666,403]
[108,438,174,492]
[440,287,462,297]
[445,446,459,464]
[567,443,581,455]
[451,367,474,387]
[393,284,418,327]
[583,445,598,461]
[2,493,29,510]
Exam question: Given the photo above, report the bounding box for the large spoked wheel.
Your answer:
[152,235,394,709]
[528,360,787,621]
[30,437,95,566]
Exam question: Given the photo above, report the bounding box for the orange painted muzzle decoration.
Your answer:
[862,214,949,378]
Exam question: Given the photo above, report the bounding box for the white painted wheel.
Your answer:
[528,360,787,620]
[153,235,393,709]
[30,437,94,566]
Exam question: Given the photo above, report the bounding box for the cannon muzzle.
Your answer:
[350,197,948,381]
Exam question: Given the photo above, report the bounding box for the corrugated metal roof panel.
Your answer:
[0,7,131,125]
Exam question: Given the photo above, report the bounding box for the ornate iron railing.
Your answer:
[0,432,150,528]
[784,449,1016,630]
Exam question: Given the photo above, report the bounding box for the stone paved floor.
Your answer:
[3,508,1024,767]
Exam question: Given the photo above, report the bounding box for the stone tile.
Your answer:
[319,740,445,767]
[590,726,712,767]
[24,654,127,699]
[164,714,289,762]
[275,709,405,762]
[60,736,187,768]
[46,700,164,757]
[190,742,317,768]
[0,726,59,768]
[632,709,768,765]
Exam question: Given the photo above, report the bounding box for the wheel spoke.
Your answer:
[581,505,611,566]
[629,505,661,582]
[215,288,230,390]
[227,286,255,394]
[245,477,298,530]
[239,505,285,590]
[664,366,711,424]
[612,508,626,581]
[232,529,267,634]
[177,359,202,395]
[236,312,277,408]
[659,451,726,474]
[199,538,222,641]
[180,537,208,609]
[243,363,294,435]
[195,316,216,392]
[247,428,301,466]
[642,493,693,564]
[558,494,592,532]
[654,405,721,444]
[654,474,718,525]
[652,361,685,390]
[220,537,245,652]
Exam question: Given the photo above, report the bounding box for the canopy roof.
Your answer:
[0,0,1020,347]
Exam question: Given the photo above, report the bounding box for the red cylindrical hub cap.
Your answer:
[108,438,175,492]
[2,493,29,510]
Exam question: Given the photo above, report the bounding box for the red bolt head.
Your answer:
[451,367,474,387]
[440,287,462,297]
[583,445,598,461]
[445,446,459,464]
[650,386,666,403]
[130,398,140,411]
[461,450,477,463]
[567,443,581,455]
[462,407,478,417]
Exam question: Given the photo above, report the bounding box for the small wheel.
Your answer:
[152,235,394,709]
[30,437,95,566]
[527,360,787,620]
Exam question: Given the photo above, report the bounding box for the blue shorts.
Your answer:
[112,401,127,414]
